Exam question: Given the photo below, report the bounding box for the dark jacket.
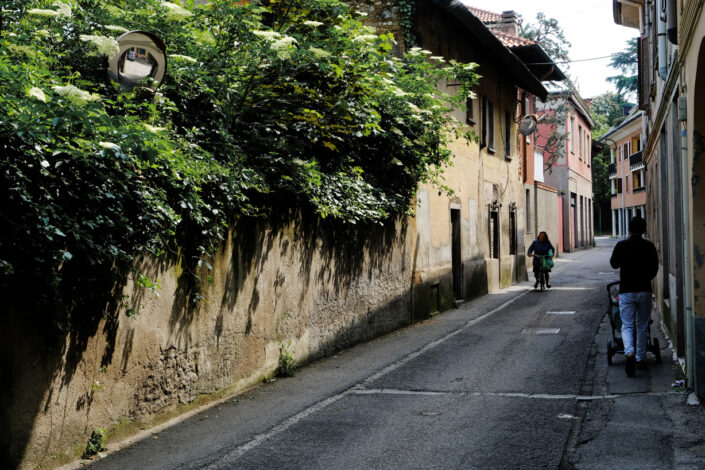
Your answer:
[609,235,659,293]
[527,239,554,269]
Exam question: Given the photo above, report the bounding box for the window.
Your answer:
[504,110,511,158]
[570,116,575,153]
[466,97,475,125]
[481,95,487,148]
[631,135,640,152]
[617,178,623,194]
[578,125,583,159]
[611,180,616,195]
[623,142,629,158]
[626,175,631,192]
[526,189,531,233]
[489,209,499,258]
[487,100,495,152]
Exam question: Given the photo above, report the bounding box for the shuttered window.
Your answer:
[638,36,651,110]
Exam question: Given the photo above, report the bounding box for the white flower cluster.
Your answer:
[271,36,298,59]
[303,20,324,27]
[52,85,100,106]
[79,34,119,57]
[162,2,193,21]
[252,30,281,41]
[28,1,72,18]
[144,124,167,133]
[308,47,330,59]
[99,142,120,150]
[408,47,432,56]
[352,34,377,43]
[27,87,47,102]
[104,25,128,34]
[169,54,198,63]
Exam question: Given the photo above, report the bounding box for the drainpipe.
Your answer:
[658,2,668,79]
[680,117,695,387]
[667,0,677,44]
[617,0,644,34]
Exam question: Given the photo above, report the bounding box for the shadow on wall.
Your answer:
[0,209,410,468]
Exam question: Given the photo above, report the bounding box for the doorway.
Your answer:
[451,209,462,301]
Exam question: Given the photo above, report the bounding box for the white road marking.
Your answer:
[352,388,680,401]
[204,289,532,468]
[547,311,576,315]
[522,328,561,334]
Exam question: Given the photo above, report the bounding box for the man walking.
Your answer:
[610,217,659,376]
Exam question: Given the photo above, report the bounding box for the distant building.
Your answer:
[601,110,646,238]
[536,90,595,252]
[468,7,567,255]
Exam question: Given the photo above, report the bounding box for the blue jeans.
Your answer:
[619,292,652,361]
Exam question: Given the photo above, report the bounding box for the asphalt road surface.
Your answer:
[87,238,685,469]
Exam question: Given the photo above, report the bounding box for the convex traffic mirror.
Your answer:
[108,31,167,92]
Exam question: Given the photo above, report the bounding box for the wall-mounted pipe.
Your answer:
[658,1,668,79]
[667,0,677,44]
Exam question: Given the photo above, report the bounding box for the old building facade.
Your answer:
[612,0,705,397]
[536,91,595,252]
[602,110,647,238]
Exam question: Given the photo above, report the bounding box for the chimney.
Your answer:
[500,10,519,37]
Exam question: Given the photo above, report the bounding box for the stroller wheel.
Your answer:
[653,337,661,363]
[607,340,613,365]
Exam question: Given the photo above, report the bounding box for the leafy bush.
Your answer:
[0,0,479,327]
[81,427,107,459]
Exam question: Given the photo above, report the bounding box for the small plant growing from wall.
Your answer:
[276,342,297,377]
[82,428,107,459]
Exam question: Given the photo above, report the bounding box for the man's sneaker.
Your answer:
[637,361,648,371]
[546,283,552,288]
[534,281,539,288]
[625,354,636,376]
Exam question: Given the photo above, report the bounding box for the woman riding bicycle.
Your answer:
[527,231,555,289]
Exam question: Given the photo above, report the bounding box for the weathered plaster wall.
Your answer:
[1,215,415,469]
[534,183,560,249]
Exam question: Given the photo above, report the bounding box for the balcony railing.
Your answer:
[629,151,644,169]
[608,162,617,176]
[633,186,646,193]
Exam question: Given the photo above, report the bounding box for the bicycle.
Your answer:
[535,255,549,291]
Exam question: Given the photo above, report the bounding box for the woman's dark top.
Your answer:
[527,239,555,271]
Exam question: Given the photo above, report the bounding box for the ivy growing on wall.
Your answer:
[0,0,480,331]
[399,0,417,48]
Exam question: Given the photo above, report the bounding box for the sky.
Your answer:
[459,0,638,99]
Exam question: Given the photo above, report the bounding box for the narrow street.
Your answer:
[82,239,703,470]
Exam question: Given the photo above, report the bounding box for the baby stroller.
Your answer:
[605,281,661,365]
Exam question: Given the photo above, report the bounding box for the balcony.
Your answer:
[629,151,644,170]
[608,163,617,177]
[633,186,646,193]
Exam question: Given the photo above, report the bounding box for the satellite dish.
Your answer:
[519,114,538,136]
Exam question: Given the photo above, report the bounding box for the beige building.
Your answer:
[602,110,647,237]
[612,0,705,397]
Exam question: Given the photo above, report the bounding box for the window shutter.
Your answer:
[638,36,651,110]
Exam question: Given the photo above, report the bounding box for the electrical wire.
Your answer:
[526,54,636,66]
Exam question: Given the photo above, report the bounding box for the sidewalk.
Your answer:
[568,291,705,469]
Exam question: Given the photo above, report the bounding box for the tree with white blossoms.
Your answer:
[0,0,480,331]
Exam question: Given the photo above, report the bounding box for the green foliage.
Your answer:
[82,428,107,459]
[590,91,632,139]
[520,12,571,65]
[537,92,571,171]
[398,0,416,48]
[607,38,638,101]
[0,0,479,328]
[276,341,297,377]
